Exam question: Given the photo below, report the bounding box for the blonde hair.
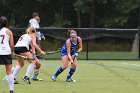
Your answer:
[26,27,37,36]
[69,30,77,37]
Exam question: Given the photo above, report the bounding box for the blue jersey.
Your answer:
[61,37,79,56]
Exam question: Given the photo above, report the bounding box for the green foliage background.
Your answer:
[0,0,139,28]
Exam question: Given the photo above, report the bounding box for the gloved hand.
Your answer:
[74,52,79,57]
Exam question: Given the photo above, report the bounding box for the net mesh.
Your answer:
[11,28,138,60]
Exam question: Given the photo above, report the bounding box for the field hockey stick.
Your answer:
[14,54,36,60]
[73,56,76,61]
[35,49,60,57]
[71,52,79,63]
[70,56,76,64]
[45,49,60,54]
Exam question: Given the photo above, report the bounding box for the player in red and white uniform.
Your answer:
[13,27,45,84]
[0,16,14,93]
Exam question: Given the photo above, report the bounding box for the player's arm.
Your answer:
[7,30,14,54]
[31,35,45,55]
[77,37,83,53]
[66,39,73,62]
[30,44,36,55]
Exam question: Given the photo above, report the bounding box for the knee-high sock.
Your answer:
[32,68,40,78]
[7,74,14,91]
[13,65,21,79]
[12,66,15,73]
[25,63,36,77]
[67,68,76,79]
[54,66,64,77]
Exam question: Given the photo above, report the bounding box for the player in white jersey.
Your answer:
[14,34,32,50]
[13,27,45,84]
[0,16,14,93]
[29,12,45,48]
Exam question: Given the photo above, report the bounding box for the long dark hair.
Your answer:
[0,16,8,29]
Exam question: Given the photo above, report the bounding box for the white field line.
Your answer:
[122,63,140,66]
[73,77,140,80]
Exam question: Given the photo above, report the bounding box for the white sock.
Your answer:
[13,65,21,79]
[12,66,15,73]
[25,63,36,77]
[32,68,40,78]
[7,74,14,91]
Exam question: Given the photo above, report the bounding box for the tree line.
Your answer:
[0,0,139,28]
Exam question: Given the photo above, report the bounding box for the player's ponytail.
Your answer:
[26,27,37,36]
[67,30,71,36]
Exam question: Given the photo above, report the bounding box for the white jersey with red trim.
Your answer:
[29,18,39,29]
[15,34,32,50]
[0,27,11,55]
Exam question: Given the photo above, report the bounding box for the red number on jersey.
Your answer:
[0,35,5,44]
[18,35,25,41]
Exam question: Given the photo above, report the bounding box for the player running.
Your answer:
[52,30,83,82]
[0,16,14,93]
[13,27,45,84]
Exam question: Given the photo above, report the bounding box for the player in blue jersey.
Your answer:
[52,30,83,82]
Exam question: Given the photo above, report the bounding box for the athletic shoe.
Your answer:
[14,78,19,84]
[22,76,31,84]
[2,76,8,81]
[10,91,14,93]
[31,77,43,81]
[66,78,76,82]
[51,76,57,81]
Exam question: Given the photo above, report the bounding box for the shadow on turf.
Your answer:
[40,69,68,86]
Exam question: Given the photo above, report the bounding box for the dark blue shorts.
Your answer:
[61,48,75,56]
[14,47,29,54]
[0,55,12,65]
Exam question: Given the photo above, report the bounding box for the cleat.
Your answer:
[31,78,42,81]
[10,91,14,93]
[66,78,76,82]
[22,76,31,84]
[2,76,8,81]
[51,76,56,81]
[14,78,19,84]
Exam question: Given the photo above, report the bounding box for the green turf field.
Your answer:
[42,52,139,60]
[0,60,140,93]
